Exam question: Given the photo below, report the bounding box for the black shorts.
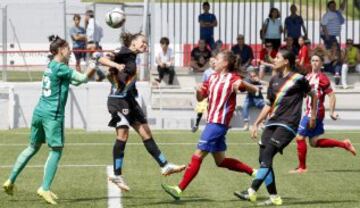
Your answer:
[73,47,86,61]
[107,96,147,128]
[260,125,295,153]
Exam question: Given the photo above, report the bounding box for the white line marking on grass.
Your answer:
[107,166,122,208]
[0,164,107,168]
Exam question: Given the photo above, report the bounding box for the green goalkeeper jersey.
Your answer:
[33,60,74,119]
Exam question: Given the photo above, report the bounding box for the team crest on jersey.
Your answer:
[122,109,129,115]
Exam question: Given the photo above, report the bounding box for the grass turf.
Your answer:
[0,129,359,207]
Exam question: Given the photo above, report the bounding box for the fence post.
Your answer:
[2,6,7,82]
[141,0,150,81]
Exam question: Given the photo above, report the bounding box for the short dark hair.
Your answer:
[85,10,94,18]
[268,7,280,18]
[48,35,68,55]
[73,14,81,21]
[160,37,170,45]
[327,1,336,8]
[202,2,210,7]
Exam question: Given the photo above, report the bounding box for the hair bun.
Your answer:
[48,35,60,42]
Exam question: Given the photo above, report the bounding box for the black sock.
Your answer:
[265,168,277,195]
[113,140,126,175]
[143,138,168,167]
[195,113,203,126]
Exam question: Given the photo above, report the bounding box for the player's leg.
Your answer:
[37,118,65,205]
[242,96,251,131]
[162,149,208,200]
[212,151,255,176]
[107,112,131,191]
[3,115,44,195]
[310,135,356,156]
[132,121,185,176]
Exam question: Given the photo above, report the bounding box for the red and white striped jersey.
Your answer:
[305,72,333,120]
[200,72,245,126]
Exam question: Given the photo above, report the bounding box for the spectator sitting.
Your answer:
[69,14,87,72]
[231,34,254,72]
[190,39,212,73]
[284,4,307,50]
[320,0,346,49]
[212,40,223,56]
[280,36,299,56]
[296,36,311,74]
[241,68,265,131]
[155,37,175,85]
[261,7,283,50]
[341,39,360,89]
[257,42,277,79]
[198,1,218,49]
[323,42,342,85]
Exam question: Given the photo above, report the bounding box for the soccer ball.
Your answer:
[105,8,126,29]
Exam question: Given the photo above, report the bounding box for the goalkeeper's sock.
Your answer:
[9,145,41,183]
[143,138,168,167]
[113,139,126,176]
[178,155,202,191]
[218,158,253,176]
[42,148,62,191]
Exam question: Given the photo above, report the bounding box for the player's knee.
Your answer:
[309,139,317,147]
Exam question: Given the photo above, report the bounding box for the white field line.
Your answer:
[0,142,360,147]
[0,164,107,168]
[107,166,122,208]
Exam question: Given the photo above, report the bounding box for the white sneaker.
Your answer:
[108,175,130,192]
[161,163,186,176]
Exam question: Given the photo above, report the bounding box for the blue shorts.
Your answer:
[197,123,228,152]
[297,116,324,138]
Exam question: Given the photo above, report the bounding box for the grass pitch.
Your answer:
[0,129,359,208]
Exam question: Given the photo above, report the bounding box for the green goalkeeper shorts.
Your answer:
[29,114,64,148]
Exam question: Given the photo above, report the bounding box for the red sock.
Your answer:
[178,155,202,191]
[316,138,346,149]
[218,158,253,175]
[296,139,307,169]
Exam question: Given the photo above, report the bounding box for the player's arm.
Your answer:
[233,80,259,94]
[251,105,272,140]
[308,90,318,129]
[196,80,209,101]
[327,92,338,120]
[70,64,96,86]
[98,56,125,72]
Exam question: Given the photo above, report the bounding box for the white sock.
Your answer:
[248,188,256,195]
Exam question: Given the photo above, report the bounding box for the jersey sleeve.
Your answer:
[57,63,73,80]
[320,74,333,94]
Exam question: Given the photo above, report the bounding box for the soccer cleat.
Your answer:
[234,189,257,202]
[191,125,199,133]
[257,195,283,206]
[288,167,308,174]
[37,187,57,205]
[251,169,258,178]
[161,184,182,200]
[344,139,356,156]
[3,179,15,196]
[161,163,186,176]
[108,175,130,192]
